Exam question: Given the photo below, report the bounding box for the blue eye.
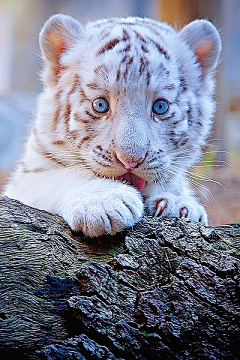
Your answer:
[152,99,169,116]
[92,98,109,113]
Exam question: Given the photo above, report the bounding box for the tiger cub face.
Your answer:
[37,15,221,193]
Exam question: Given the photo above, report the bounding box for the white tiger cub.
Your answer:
[5,15,221,237]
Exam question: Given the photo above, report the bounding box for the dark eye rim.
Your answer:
[152,98,170,116]
[92,97,110,114]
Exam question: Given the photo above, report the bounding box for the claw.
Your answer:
[154,199,168,217]
[180,207,188,218]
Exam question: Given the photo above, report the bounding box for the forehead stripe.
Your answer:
[97,38,121,56]
[147,37,170,60]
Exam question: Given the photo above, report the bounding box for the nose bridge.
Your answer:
[114,110,149,161]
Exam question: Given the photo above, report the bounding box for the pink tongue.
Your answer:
[117,173,146,192]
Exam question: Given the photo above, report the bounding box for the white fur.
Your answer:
[5,15,221,237]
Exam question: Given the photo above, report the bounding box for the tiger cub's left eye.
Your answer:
[152,99,169,116]
[92,98,109,113]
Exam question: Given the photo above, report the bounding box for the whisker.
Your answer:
[202,150,232,156]
[155,170,169,191]
[169,164,226,190]
[166,167,216,202]
[188,178,214,201]
[164,169,180,189]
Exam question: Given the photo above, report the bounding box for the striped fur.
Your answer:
[5,15,221,237]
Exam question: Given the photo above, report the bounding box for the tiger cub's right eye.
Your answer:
[92,98,109,113]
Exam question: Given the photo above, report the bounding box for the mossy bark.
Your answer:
[0,197,239,359]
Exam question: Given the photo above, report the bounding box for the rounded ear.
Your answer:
[179,20,222,75]
[39,14,85,84]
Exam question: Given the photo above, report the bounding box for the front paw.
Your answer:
[146,192,208,224]
[63,184,144,237]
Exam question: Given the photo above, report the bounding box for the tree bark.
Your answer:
[0,197,239,359]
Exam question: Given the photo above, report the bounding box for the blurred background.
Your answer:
[0,0,239,225]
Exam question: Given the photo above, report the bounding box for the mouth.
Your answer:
[116,173,146,192]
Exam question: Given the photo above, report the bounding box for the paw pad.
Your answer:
[154,198,168,217]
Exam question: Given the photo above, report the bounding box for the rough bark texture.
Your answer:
[0,197,240,360]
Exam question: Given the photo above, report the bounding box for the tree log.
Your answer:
[0,197,239,359]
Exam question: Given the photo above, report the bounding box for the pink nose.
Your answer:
[116,154,144,171]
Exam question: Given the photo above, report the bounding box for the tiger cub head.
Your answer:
[38,14,221,192]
